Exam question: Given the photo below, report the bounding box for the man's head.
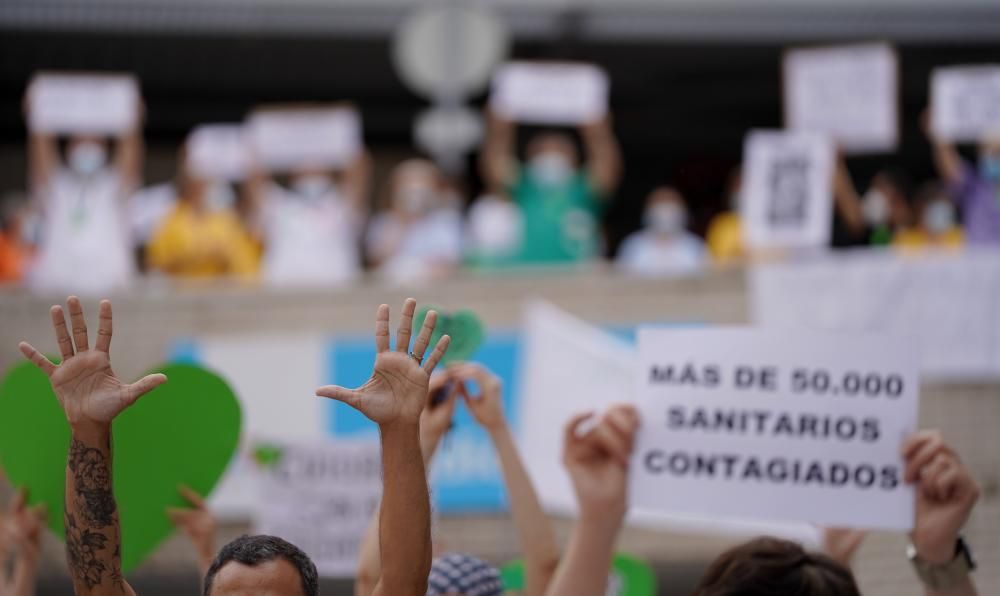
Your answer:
[388,158,441,216]
[426,553,504,596]
[526,132,578,187]
[692,537,861,596]
[203,535,318,596]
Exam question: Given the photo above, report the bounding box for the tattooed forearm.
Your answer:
[65,436,123,591]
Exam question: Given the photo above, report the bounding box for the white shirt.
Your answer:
[29,168,134,295]
[366,209,462,283]
[261,184,362,286]
[616,230,707,277]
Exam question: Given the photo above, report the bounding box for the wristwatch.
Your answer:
[907,536,976,590]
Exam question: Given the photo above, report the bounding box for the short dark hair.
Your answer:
[203,534,319,596]
[692,537,861,596]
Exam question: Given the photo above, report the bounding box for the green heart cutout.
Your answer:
[413,306,485,366]
[0,361,241,574]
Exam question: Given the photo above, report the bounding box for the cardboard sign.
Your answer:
[27,72,140,134]
[489,62,609,125]
[741,130,835,250]
[248,106,362,171]
[253,439,382,577]
[930,65,1000,142]
[185,124,252,181]
[630,327,918,530]
[784,43,898,153]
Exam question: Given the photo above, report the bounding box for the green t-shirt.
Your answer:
[509,167,602,264]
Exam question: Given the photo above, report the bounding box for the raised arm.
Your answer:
[166,485,217,580]
[3,489,47,596]
[831,153,866,236]
[456,363,560,596]
[343,150,373,215]
[18,296,168,596]
[114,126,144,194]
[480,109,518,191]
[27,131,59,200]
[354,374,458,596]
[546,405,638,596]
[922,111,964,186]
[580,116,623,198]
[317,299,450,596]
[903,431,981,596]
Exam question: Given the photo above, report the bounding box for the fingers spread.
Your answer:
[95,300,113,353]
[422,334,450,372]
[374,304,391,353]
[18,342,55,376]
[67,296,89,353]
[395,298,417,353]
[50,305,74,360]
[126,373,168,406]
[412,310,437,359]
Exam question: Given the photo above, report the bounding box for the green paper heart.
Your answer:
[413,306,485,365]
[0,361,241,574]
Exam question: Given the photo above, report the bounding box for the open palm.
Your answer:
[316,299,451,426]
[19,297,167,429]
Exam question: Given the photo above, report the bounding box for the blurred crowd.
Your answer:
[2,71,999,294]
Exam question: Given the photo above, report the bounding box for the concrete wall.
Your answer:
[0,267,996,595]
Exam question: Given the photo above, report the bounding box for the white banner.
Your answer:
[930,65,1000,143]
[784,43,898,154]
[750,250,1000,381]
[631,327,918,530]
[27,72,140,134]
[253,439,382,577]
[490,61,609,125]
[248,105,363,171]
[741,130,835,250]
[186,124,251,181]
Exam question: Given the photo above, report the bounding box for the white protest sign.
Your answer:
[631,327,918,530]
[185,124,251,181]
[784,43,898,154]
[741,130,834,250]
[930,65,1000,143]
[489,62,609,125]
[253,439,382,577]
[27,72,140,134]
[248,106,362,171]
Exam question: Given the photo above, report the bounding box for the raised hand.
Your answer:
[903,430,981,565]
[452,363,505,433]
[562,405,639,521]
[821,527,868,568]
[316,298,451,428]
[419,373,459,463]
[18,296,167,430]
[166,485,217,576]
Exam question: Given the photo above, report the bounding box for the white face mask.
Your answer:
[292,175,333,200]
[529,152,573,188]
[861,189,890,226]
[924,200,955,234]
[644,202,687,235]
[396,185,435,215]
[205,182,236,212]
[68,141,108,176]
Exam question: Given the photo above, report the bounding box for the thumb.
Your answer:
[125,373,168,406]
[166,508,193,526]
[316,385,359,408]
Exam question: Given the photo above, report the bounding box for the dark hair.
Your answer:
[203,534,319,596]
[691,537,861,596]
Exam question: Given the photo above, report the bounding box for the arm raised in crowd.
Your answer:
[166,485,217,580]
[922,111,964,186]
[317,299,450,596]
[2,489,47,596]
[114,104,144,193]
[831,153,866,236]
[354,373,458,596]
[18,297,168,596]
[546,405,639,596]
[456,362,561,596]
[343,150,373,215]
[581,116,623,198]
[903,430,981,596]
[480,109,519,192]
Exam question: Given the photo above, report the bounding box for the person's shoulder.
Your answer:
[618,231,649,256]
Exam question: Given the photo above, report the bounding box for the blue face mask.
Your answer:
[979,156,1000,182]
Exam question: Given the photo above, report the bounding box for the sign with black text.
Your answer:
[630,328,918,530]
[931,65,1000,143]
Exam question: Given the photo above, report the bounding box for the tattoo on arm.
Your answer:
[65,438,124,590]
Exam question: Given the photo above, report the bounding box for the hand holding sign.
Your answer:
[452,362,505,433]
[903,431,980,565]
[930,66,1000,143]
[563,405,639,522]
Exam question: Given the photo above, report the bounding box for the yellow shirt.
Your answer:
[147,203,259,278]
[707,211,744,265]
[892,227,965,252]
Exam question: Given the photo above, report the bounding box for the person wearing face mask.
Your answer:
[831,161,915,248]
[248,149,371,286]
[894,182,964,252]
[481,110,622,265]
[617,186,706,277]
[25,111,142,294]
[923,112,1000,245]
[146,152,258,279]
[365,159,463,283]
